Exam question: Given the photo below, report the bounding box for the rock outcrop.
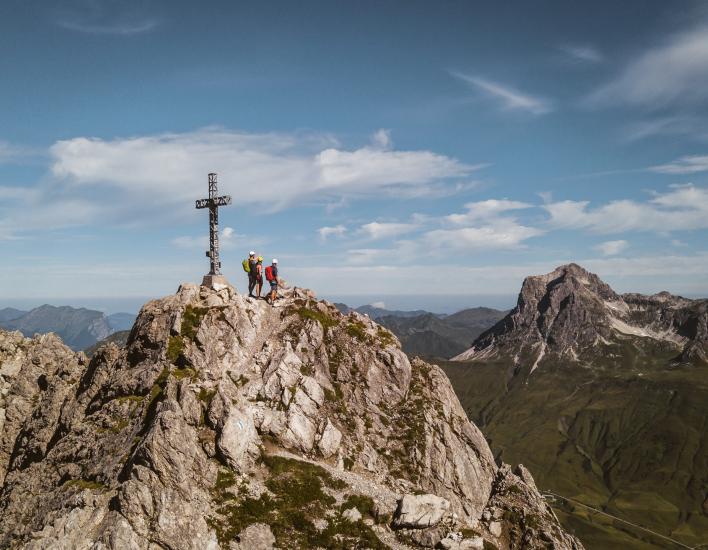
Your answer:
[0,283,581,549]
[454,263,708,367]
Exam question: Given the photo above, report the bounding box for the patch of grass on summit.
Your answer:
[166,335,184,363]
[346,321,369,342]
[181,305,208,340]
[208,454,382,549]
[377,327,397,347]
[296,307,339,329]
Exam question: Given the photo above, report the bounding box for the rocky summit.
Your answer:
[454,263,708,368]
[0,283,580,549]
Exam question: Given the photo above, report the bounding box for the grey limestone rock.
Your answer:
[0,283,581,549]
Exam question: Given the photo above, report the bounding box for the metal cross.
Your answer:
[195,173,232,275]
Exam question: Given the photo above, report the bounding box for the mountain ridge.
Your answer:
[0,305,136,351]
[439,263,708,548]
[0,283,581,549]
[454,263,708,366]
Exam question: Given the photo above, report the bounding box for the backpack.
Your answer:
[265,266,275,282]
[242,259,250,273]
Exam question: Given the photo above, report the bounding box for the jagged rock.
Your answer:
[454,263,708,367]
[393,493,451,529]
[342,506,362,523]
[407,525,446,547]
[316,417,342,458]
[439,535,485,549]
[217,405,260,471]
[232,523,275,549]
[488,521,502,537]
[0,283,581,549]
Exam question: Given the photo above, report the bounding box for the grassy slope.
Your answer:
[436,354,708,550]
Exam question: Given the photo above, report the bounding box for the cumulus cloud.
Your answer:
[450,71,552,115]
[49,128,479,215]
[318,225,347,241]
[594,239,629,256]
[588,25,708,108]
[544,184,708,233]
[649,154,708,174]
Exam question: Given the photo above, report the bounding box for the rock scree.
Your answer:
[0,282,582,549]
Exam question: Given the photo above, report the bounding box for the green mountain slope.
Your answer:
[435,264,708,549]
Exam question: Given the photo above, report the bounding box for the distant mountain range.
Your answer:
[0,305,136,351]
[436,263,708,549]
[334,303,506,358]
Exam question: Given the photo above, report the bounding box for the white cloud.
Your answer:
[649,154,708,174]
[450,71,552,115]
[370,129,392,149]
[446,199,533,225]
[559,44,603,63]
[318,225,347,241]
[357,222,418,240]
[588,25,708,108]
[424,224,543,251]
[594,239,628,256]
[544,184,708,233]
[49,128,479,215]
[370,301,386,309]
[420,198,542,251]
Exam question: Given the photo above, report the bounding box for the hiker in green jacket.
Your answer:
[246,251,257,297]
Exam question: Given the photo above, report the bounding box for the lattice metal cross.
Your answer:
[195,173,232,275]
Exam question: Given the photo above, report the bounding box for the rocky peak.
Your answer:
[0,283,581,549]
[455,264,708,367]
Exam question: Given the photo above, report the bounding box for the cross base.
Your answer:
[201,274,231,291]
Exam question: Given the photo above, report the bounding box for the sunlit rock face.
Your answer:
[0,283,581,549]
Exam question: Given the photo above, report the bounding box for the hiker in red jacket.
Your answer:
[265,259,279,305]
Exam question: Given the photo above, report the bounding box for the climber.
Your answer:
[255,256,264,298]
[265,259,279,305]
[246,251,257,298]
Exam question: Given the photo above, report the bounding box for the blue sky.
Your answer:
[1,0,708,313]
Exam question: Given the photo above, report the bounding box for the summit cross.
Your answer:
[195,172,232,287]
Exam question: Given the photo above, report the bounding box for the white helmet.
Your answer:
[249,250,255,256]
[272,258,278,264]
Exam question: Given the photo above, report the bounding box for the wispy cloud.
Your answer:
[318,225,347,241]
[357,222,419,240]
[445,199,533,225]
[649,154,708,174]
[0,141,40,164]
[450,71,552,115]
[594,240,629,256]
[587,24,708,108]
[54,1,159,36]
[559,44,603,63]
[171,226,246,249]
